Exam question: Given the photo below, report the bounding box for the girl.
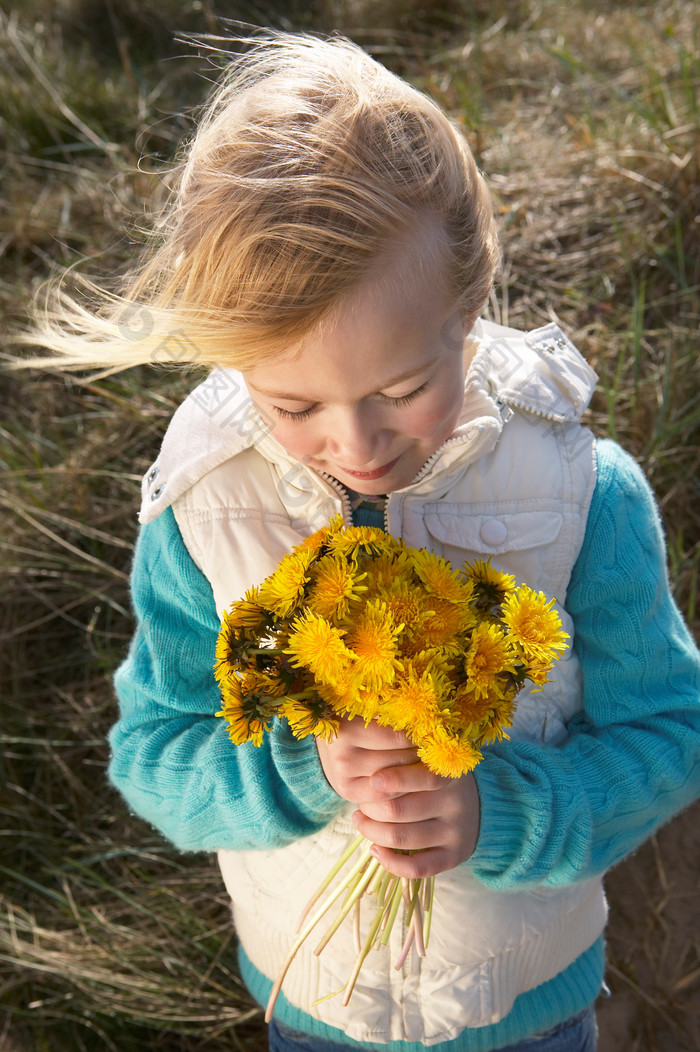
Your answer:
[25,31,700,1052]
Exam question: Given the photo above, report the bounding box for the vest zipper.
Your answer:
[496,396,566,423]
[319,411,504,534]
[317,471,354,525]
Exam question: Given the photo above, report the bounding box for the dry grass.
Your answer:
[1,1,698,1049]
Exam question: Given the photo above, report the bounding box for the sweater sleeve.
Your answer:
[468,439,700,889]
[109,505,343,852]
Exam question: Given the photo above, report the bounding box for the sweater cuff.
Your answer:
[467,750,538,886]
[270,722,344,825]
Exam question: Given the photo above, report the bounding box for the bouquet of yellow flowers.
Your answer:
[213,515,568,1015]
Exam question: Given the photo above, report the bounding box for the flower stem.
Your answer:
[342,900,387,1006]
[422,875,435,949]
[353,895,362,954]
[380,877,404,947]
[313,858,380,955]
[394,879,423,970]
[394,922,415,972]
[296,833,365,931]
[265,844,371,1022]
[380,877,399,929]
[412,892,426,958]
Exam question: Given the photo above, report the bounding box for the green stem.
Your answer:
[380,877,399,929]
[313,858,380,956]
[265,844,372,1023]
[422,876,435,949]
[296,833,365,931]
[342,900,387,1006]
[380,878,404,947]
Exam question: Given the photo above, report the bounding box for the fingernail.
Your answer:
[370,773,385,791]
[369,845,379,859]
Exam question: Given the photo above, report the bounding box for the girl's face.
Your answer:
[243,250,472,496]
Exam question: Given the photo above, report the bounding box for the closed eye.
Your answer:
[380,381,431,407]
[271,379,430,420]
[271,403,318,421]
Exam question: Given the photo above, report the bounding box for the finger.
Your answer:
[338,763,417,804]
[324,745,418,784]
[369,762,446,796]
[368,844,453,880]
[342,719,413,751]
[355,790,442,825]
[351,810,446,852]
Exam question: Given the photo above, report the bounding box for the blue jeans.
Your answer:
[268,1004,597,1052]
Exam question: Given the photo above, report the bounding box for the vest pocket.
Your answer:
[424,505,563,556]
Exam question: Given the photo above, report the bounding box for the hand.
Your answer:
[315,716,418,802]
[316,718,481,879]
[352,762,480,879]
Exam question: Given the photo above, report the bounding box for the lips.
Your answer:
[338,456,401,481]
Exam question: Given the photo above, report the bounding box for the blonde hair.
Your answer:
[22,32,500,373]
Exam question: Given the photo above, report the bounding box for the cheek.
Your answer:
[268,420,322,458]
[411,386,463,439]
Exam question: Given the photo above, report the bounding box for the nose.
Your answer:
[325,406,389,467]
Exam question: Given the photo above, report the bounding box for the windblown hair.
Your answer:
[23,32,500,373]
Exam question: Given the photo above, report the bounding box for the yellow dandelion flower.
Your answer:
[404,648,457,681]
[213,630,239,690]
[524,659,553,690]
[463,622,519,700]
[411,599,475,651]
[215,678,278,747]
[472,693,517,746]
[502,586,569,661]
[328,525,392,560]
[222,587,269,633]
[257,548,316,618]
[417,728,482,778]
[296,514,345,557]
[308,554,367,622]
[285,610,354,687]
[376,669,444,741]
[239,667,289,699]
[372,579,426,638]
[344,601,403,692]
[464,557,516,611]
[449,682,503,734]
[411,550,475,605]
[361,549,413,599]
[280,696,341,743]
[344,686,382,725]
[213,592,272,685]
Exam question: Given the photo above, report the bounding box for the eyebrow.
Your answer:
[249,361,432,402]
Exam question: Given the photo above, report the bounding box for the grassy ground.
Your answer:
[1,1,698,1049]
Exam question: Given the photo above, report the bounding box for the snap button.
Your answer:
[151,483,165,501]
[480,519,507,546]
[147,465,159,484]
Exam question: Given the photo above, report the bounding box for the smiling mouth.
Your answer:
[338,456,401,481]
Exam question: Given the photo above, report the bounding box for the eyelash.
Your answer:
[380,381,430,407]
[272,405,318,421]
[272,382,430,421]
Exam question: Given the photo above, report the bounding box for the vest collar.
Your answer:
[138,320,597,525]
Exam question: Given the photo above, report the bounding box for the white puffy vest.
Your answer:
[140,320,607,1045]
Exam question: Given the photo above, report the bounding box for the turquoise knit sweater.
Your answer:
[110,439,700,1050]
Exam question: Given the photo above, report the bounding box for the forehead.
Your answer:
[243,245,457,403]
[243,225,457,398]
